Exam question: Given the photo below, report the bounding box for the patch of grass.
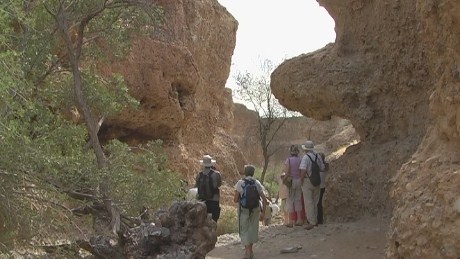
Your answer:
[216,205,238,235]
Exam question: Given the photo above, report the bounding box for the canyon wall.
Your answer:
[271,0,459,257]
[98,0,245,184]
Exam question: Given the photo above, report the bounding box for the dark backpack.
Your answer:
[197,170,216,200]
[307,154,321,187]
[240,179,260,211]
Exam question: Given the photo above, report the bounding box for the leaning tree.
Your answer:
[234,59,290,183]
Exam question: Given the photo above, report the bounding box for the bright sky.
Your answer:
[216,0,336,90]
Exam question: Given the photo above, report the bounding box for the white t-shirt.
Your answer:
[234,176,264,196]
[299,151,326,178]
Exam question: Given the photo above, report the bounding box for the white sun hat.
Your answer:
[199,155,216,167]
[301,140,315,150]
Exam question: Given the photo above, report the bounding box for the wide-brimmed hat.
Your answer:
[301,140,315,150]
[200,155,216,167]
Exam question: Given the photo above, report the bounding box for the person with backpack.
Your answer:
[299,140,326,230]
[195,155,222,222]
[234,164,267,259]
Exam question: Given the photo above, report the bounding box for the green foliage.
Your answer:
[82,69,140,116]
[0,95,94,248]
[0,102,184,248]
[0,0,180,253]
[105,140,185,214]
[253,165,280,199]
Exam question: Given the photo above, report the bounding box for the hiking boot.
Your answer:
[304,224,314,230]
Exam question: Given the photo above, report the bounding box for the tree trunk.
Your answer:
[56,6,115,233]
[260,147,270,183]
[56,5,107,172]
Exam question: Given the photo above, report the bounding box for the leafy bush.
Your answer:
[0,108,184,249]
[104,140,185,214]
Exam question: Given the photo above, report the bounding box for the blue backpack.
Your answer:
[240,179,260,211]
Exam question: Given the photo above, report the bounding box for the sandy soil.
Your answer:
[207,216,389,259]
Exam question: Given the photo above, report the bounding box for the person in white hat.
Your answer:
[299,140,326,230]
[195,155,222,222]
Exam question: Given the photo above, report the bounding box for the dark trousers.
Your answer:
[205,200,221,222]
[317,187,325,224]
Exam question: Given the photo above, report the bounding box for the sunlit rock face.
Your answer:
[271,0,459,257]
[98,0,245,182]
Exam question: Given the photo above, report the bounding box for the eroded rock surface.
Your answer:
[271,0,459,257]
[98,0,244,182]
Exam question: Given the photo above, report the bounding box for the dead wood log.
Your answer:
[77,201,217,259]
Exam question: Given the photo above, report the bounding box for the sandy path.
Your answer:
[207,216,389,259]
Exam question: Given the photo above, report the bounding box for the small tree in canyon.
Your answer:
[234,59,289,183]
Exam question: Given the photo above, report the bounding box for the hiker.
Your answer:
[234,164,267,259]
[195,155,222,222]
[317,152,329,224]
[275,172,289,225]
[283,144,303,227]
[299,140,326,230]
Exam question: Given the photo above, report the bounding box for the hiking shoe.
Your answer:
[304,224,314,230]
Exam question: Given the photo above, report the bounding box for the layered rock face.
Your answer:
[271,0,459,257]
[98,0,244,183]
[388,1,460,257]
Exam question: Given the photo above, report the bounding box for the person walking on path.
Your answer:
[299,140,326,230]
[195,155,222,222]
[234,164,267,259]
[283,145,303,227]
